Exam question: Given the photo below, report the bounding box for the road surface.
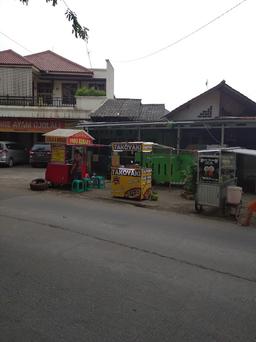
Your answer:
[0,168,256,341]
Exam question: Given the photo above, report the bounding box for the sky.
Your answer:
[0,0,255,110]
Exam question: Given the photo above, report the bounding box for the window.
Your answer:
[88,80,106,91]
[37,82,53,105]
[62,83,78,104]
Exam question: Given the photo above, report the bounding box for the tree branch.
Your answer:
[19,0,89,41]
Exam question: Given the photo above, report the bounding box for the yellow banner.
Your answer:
[51,145,65,163]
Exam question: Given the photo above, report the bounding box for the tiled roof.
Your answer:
[25,50,93,75]
[139,104,166,121]
[91,99,166,122]
[0,49,32,66]
[91,99,141,121]
[165,81,256,119]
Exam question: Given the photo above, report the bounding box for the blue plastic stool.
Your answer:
[83,178,93,191]
[95,176,105,189]
[72,179,84,193]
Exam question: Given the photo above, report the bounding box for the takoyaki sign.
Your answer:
[199,157,219,182]
[112,143,142,152]
[112,142,152,153]
[112,167,141,177]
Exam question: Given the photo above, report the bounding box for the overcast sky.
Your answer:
[0,0,255,110]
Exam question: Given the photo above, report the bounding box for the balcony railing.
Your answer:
[0,96,76,107]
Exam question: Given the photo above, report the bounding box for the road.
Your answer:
[1,167,256,341]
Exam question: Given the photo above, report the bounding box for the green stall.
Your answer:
[135,144,195,185]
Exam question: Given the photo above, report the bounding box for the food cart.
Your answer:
[44,129,94,186]
[195,148,242,214]
[111,142,152,200]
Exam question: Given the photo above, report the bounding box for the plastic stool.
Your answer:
[72,179,84,193]
[95,176,105,189]
[83,178,93,191]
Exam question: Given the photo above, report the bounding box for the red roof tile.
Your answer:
[25,50,93,75]
[0,49,32,66]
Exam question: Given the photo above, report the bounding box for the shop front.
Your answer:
[0,118,71,149]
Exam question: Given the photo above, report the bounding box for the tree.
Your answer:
[20,0,89,41]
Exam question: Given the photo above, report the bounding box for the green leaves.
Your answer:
[19,0,89,41]
[65,9,89,42]
[75,87,106,97]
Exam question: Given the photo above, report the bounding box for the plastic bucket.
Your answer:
[226,186,242,205]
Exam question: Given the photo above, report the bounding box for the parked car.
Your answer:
[0,141,28,167]
[29,143,51,167]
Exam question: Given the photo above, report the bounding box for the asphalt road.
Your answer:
[1,167,256,341]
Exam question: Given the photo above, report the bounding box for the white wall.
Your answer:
[170,90,220,121]
[0,67,32,96]
[91,59,114,99]
[0,105,91,119]
[52,80,62,97]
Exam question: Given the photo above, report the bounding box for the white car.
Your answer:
[0,141,28,167]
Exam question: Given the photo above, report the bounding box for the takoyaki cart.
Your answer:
[195,148,242,215]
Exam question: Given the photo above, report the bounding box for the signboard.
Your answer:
[199,157,219,182]
[51,145,65,163]
[0,119,65,133]
[112,167,141,177]
[45,131,94,145]
[111,167,152,200]
[66,132,94,146]
[112,142,152,153]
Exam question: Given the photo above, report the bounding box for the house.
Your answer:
[79,81,256,150]
[164,81,256,150]
[80,98,167,144]
[166,80,256,121]
[0,49,114,148]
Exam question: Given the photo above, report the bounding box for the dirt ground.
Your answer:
[1,165,256,227]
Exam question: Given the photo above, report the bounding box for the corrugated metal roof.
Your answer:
[225,148,256,156]
[25,50,93,75]
[0,49,32,66]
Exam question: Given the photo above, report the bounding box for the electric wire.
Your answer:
[0,31,32,53]
[116,0,249,63]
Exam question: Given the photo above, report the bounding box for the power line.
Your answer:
[116,0,249,63]
[0,31,32,53]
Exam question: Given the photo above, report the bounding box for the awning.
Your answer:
[43,129,94,145]
[224,148,256,157]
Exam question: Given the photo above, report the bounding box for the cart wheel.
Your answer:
[195,201,203,213]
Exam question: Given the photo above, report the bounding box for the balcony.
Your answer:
[0,95,76,107]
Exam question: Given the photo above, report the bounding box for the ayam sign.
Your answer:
[0,119,65,132]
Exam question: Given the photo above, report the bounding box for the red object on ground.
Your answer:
[248,200,256,212]
[45,163,88,185]
[46,164,72,185]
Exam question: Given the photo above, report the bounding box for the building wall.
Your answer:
[221,92,249,116]
[0,67,32,97]
[91,60,114,99]
[170,90,220,121]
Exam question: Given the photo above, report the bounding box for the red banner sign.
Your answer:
[0,119,66,133]
[67,132,94,145]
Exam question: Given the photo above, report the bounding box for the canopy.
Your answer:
[44,129,94,145]
[198,147,256,157]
